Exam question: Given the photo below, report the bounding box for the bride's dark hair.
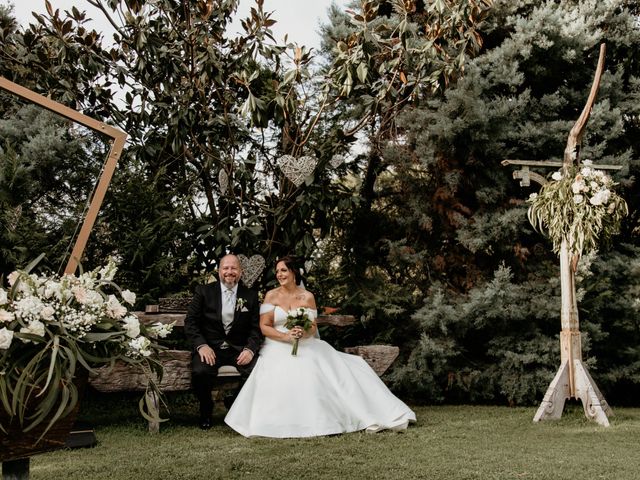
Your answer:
[276,255,304,286]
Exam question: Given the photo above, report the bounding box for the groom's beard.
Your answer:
[221,278,240,289]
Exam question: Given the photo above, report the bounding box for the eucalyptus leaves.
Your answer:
[527,161,628,257]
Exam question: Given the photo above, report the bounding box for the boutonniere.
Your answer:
[236,297,248,312]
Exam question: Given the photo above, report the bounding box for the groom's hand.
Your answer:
[236,348,254,366]
[198,345,216,366]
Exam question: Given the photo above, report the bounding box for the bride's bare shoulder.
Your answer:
[263,288,281,303]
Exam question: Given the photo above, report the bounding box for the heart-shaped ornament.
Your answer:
[278,154,317,187]
[238,254,266,288]
[218,169,229,195]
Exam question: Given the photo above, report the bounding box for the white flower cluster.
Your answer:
[0,259,170,359]
[147,321,174,339]
[560,160,615,209]
[527,160,628,258]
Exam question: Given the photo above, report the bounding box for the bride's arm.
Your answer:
[259,291,295,343]
[301,291,318,338]
[260,310,293,342]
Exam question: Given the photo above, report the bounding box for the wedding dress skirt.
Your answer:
[224,305,416,438]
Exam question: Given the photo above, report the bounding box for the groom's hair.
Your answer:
[276,255,303,286]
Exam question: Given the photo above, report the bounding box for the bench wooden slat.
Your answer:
[134,311,356,327]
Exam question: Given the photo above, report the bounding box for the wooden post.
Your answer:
[504,44,614,426]
[533,239,612,426]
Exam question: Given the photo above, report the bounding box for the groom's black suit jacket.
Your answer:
[184,282,263,355]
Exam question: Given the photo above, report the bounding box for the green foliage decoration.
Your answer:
[527,162,628,257]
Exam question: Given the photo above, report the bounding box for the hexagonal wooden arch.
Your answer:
[0,76,127,274]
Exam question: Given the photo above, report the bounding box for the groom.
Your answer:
[184,254,263,430]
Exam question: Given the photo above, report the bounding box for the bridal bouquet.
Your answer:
[527,161,628,257]
[284,307,314,356]
[0,255,171,439]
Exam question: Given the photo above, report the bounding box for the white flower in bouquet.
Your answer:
[0,309,13,323]
[14,296,45,320]
[121,289,136,306]
[572,179,585,194]
[528,164,628,257]
[40,305,55,321]
[123,315,141,338]
[42,280,62,301]
[0,327,13,349]
[128,336,152,358]
[20,319,46,341]
[7,271,19,286]
[148,322,174,339]
[106,294,128,319]
[589,189,610,206]
[0,256,173,437]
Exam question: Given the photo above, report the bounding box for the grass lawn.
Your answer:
[26,394,640,480]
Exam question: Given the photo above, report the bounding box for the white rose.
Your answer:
[551,171,562,181]
[0,288,7,305]
[573,194,584,205]
[21,320,46,339]
[40,305,56,321]
[0,327,14,349]
[0,309,14,323]
[528,192,538,200]
[43,281,62,300]
[572,181,585,194]
[123,315,140,338]
[106,295,127,319]
[589,190,610,206]
[121,289,136,306]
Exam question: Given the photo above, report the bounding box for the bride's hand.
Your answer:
[284,327,303,342]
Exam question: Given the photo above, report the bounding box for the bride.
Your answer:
[224,255,416,438]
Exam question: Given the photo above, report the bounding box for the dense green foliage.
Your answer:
[320,0,640,405]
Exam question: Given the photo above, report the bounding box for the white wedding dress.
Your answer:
[224,304,416,438]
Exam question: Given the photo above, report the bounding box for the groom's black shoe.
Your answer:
[199,416,213,430]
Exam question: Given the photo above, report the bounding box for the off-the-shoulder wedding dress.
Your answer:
[224,304,416,438]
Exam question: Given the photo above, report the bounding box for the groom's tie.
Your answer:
[224,288,234,307]
[221,288,235,336]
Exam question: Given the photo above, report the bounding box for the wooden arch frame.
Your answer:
[0,76,127,274]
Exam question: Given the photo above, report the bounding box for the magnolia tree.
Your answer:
[0,0,491,295]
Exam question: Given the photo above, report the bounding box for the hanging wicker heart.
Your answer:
[278,154,317,187]
[238,254,265,288]
[329,154,345,168]
[218,169,229,195]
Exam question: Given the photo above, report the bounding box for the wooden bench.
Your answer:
[89,299,400,432]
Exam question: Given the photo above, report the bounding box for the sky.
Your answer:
[6,0,351,50]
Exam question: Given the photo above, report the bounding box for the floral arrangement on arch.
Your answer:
[527,161,628,258]
[0,256,173,438]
